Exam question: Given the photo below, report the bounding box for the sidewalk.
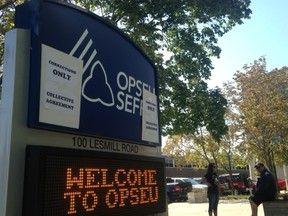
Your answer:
[168,200,264,216]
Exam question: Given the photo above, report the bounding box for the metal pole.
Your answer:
[283,165,288,192]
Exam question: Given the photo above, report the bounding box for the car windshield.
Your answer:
[183,178,200,185]
[232,176,241,182]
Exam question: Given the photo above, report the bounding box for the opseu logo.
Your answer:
[69,29,155,116]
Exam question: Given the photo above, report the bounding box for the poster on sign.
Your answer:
[39,44,83,128]
[142,89,159,143]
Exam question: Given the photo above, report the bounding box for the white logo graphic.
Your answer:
[69,29,114,106]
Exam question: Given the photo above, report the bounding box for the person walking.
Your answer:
[202,162,220,216]
[249,163,277,216]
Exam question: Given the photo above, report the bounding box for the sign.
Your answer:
[15,0,160,146]
[23,146,166,216]
[142,89,159,143]
[39,44,82,128]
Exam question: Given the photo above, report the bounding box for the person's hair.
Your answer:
[206,162,216,174]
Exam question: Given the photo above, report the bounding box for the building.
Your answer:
[164,155,249,178]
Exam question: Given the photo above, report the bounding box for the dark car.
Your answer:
[169,177,208,191]
[219,173,253,195]
[166,178,190,203]
[166,177,194,192]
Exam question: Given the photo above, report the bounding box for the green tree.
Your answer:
[223,57,288,178]
[0,0,24,95]
[0,0,23,68]
[0,0,252,137]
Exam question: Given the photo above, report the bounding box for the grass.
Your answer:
[219,194,250,200]
[220,192,288,200]
[277,192,288,200]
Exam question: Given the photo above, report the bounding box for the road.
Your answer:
[168,200,264,216]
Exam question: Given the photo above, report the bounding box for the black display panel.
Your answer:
[23,146,166,216]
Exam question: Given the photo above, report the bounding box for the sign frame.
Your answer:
[15,0,161,146]
[23,145,166,216]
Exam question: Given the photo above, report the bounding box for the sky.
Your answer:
[162,0,288,144]
[207,0,288,88]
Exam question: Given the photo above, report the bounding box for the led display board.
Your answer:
[23,146,166,216]
[15,0,160,146]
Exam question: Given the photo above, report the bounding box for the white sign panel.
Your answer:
[141,89,159,143]
[39,44,83,128]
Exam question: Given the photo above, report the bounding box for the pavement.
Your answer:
[168,199,264,216]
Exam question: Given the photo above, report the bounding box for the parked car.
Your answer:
[166,177,193,192]
[251,178,287,192]
[277,179,287,190]
[219,173,253,195]
[170,177,208,191]
[166,180,189,203]
[192,177,203,184]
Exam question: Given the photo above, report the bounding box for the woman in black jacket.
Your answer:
[202,163,220,216]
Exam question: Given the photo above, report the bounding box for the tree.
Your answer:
[220,75,254,170]
[1,0,23,67]
[0,0,252,137]
[223,57,288,178]
[162,124,246,173]
[162,133,220,169]
[0,0,24,95]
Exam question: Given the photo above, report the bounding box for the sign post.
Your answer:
[0,1,166,215]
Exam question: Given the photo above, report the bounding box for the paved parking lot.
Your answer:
[168,200,264,216]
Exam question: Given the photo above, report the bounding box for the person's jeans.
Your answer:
[208,193,219,212]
